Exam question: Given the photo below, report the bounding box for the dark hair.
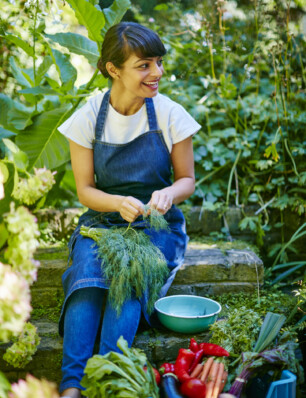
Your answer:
[97,22,167,79]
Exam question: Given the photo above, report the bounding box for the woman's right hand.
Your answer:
[118,196,144,223]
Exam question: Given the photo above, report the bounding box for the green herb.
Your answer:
[80,211,169,315]
[209,307,262,356]
[143,205,169,231]
[81,336,159,398]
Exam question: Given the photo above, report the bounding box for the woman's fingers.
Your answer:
[149,190,173,214]
[119,196,144,222]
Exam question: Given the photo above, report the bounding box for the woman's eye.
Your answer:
[157,59,163,66]
[139,64,149,69]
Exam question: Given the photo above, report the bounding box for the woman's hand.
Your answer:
[147,189,174,215]
[119,196,144,223]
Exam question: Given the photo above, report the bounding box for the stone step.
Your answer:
[31,243,264,309]
[0,318,211,386]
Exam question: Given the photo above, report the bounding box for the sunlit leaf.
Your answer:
[9,57,32,88]
[2,34,34,57]
[66,0,105,44]
[35,56,53,85]
[52,49,77,91]
[45,32,99,66]
[0,127,16,139]
[16,105,71,170]
[101,0,131,37]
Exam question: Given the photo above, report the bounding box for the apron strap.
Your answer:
[145,97,159,131]
[95,90,111,141]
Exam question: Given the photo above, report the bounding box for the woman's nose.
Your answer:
[151,62,164,77]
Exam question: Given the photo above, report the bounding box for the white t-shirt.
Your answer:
[58,91,201,152]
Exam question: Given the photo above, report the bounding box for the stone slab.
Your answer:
[30,244,264,308]
[0,319,211,386]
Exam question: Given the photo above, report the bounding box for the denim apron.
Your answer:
[59,90,188,335]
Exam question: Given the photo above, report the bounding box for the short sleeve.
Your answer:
[169,103,201,145]
[57,93,103,149]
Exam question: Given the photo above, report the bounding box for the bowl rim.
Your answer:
[154,295,222,319]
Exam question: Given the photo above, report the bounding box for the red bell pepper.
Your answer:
[180,377,207,398]
[159,362,175,375]
[189,337,200,353]
[188,348,205,374]
[174,348,195,383]
[199,342,229,357]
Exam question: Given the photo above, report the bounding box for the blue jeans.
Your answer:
[59,287,141,393]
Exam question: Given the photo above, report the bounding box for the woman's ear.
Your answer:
[106,62,120,80]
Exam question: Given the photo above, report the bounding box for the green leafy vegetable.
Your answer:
[209,307,262,355]
[81,336,159,398]
[80,210,169,314]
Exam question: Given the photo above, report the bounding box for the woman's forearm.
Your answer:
[162,177,195,205]
[77,185,124,212]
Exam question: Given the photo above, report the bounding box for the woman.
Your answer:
[58,22,201,398]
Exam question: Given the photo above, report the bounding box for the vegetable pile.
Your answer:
[80,208,170,315]
[159,338,229,398]
[81,336,159,397]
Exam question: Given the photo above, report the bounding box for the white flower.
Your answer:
[0,262,32,342]
[9,375,59,398]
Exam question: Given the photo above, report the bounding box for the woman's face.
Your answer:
[114,53,164,98]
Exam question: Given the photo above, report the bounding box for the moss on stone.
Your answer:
[189,234,260,255]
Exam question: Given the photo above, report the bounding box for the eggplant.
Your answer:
[160,373,185,398]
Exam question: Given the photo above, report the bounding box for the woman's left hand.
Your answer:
[147,189,173,215]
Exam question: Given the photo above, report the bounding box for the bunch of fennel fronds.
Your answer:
[80,208,170,315]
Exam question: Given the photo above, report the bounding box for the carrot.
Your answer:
[220,370,228,393]
[211,362,225,398]
[199,356,214,382]
[204,361,219,398]
[190,363,203,378]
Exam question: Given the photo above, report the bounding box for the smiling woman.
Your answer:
[57,21,201,398]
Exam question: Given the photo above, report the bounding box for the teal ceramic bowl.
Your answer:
[154,295,221,333]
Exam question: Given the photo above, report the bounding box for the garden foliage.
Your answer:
[0,0,131,395]
[0,0,305,392]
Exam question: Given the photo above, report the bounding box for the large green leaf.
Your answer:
[19,87,62,96]
[9,56,32,88]
[35,56,53,85]
[0,127,16,139]
[101,0,131,37]
[52,49,77,91]
[45,32,99,66]
[66,0,105,44]
[16,105,71,170]
[0,94,12,127]
[8,101,35,130]
[2,34,34,57]
[0,94,34,130]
